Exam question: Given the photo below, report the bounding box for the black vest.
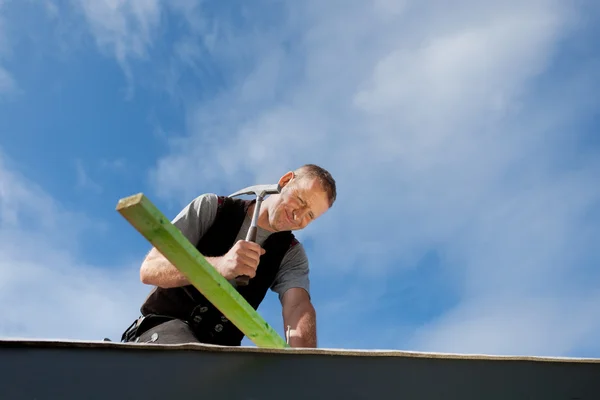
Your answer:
[140,196,297,346]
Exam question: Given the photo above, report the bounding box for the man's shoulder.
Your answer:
[188,193,235,212]
[288,235,302,250]
[271,236,310,299]
[191,192,220,204]
[283,235,308,261]
[186,193,220,217]
[172,193,222,244]
[183,192,218,209]
[209,193,252,209]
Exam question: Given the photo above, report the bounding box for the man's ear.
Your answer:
[278,171,295,188]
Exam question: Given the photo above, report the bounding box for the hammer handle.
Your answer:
[235,275,250,286]
[245,225,258,242]
[234,226,258,286]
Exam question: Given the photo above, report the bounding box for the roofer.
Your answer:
[120,164,336,348]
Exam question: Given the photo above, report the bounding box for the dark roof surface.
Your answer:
[1,339,599,399]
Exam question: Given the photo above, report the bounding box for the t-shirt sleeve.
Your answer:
[270,241,311,302]
[171,193,219,246]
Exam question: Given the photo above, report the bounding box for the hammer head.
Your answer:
[229,183,281,198]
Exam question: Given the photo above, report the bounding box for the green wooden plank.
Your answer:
[116,193,289,349]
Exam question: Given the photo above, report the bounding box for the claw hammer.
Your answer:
[228,183,281,286]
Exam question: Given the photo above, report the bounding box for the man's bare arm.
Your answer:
[140,239,264,288]
[140,247,222,288]
[281,288,317,348]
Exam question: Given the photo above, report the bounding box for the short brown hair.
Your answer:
[294,164,337,207]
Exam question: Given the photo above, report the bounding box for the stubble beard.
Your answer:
[270,206,293,232]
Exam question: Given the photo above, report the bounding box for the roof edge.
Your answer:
[1,338,598,363]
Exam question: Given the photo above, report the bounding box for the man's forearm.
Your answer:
[285,303,317,348]
[140,257,190,288]
[140,248,222,288]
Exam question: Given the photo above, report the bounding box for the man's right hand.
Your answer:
[211,240,266,280]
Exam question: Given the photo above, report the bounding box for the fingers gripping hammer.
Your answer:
[228,183,281,286]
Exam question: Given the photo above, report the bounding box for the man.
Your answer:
[121,164,336,348]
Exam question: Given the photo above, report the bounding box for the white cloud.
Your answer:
[75,0,162,60]
[0,151,147,341]
[73,0,163,97]
[410,292,600,356]
[0,0,7,54]
[0,66,16,96]
[71,0,224,98]
[75,159,103,194]
[0,0,18,98]
[149,0,585,261]
[146,0,600,356]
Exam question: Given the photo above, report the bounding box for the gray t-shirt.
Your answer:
[171,193,310,301]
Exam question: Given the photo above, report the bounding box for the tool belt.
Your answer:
[120,314,175,343]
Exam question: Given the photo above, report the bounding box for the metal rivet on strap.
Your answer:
[214,324,223,332]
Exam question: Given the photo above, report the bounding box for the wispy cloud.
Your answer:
[75,0,162,59]
[0,0,17,98]
[75,159,103,194]
[409,292,600,356]
[99,157,128,173]
[145,0,600,356]
[0,67,16,96]
[71,0,301,102]
[73,0,162,97]
[0,150,147,341]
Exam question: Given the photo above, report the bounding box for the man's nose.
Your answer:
[294,208,309,221]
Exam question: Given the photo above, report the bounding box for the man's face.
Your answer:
[268,175,330,232]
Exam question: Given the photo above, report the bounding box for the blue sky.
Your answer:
[1,0,599,357]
